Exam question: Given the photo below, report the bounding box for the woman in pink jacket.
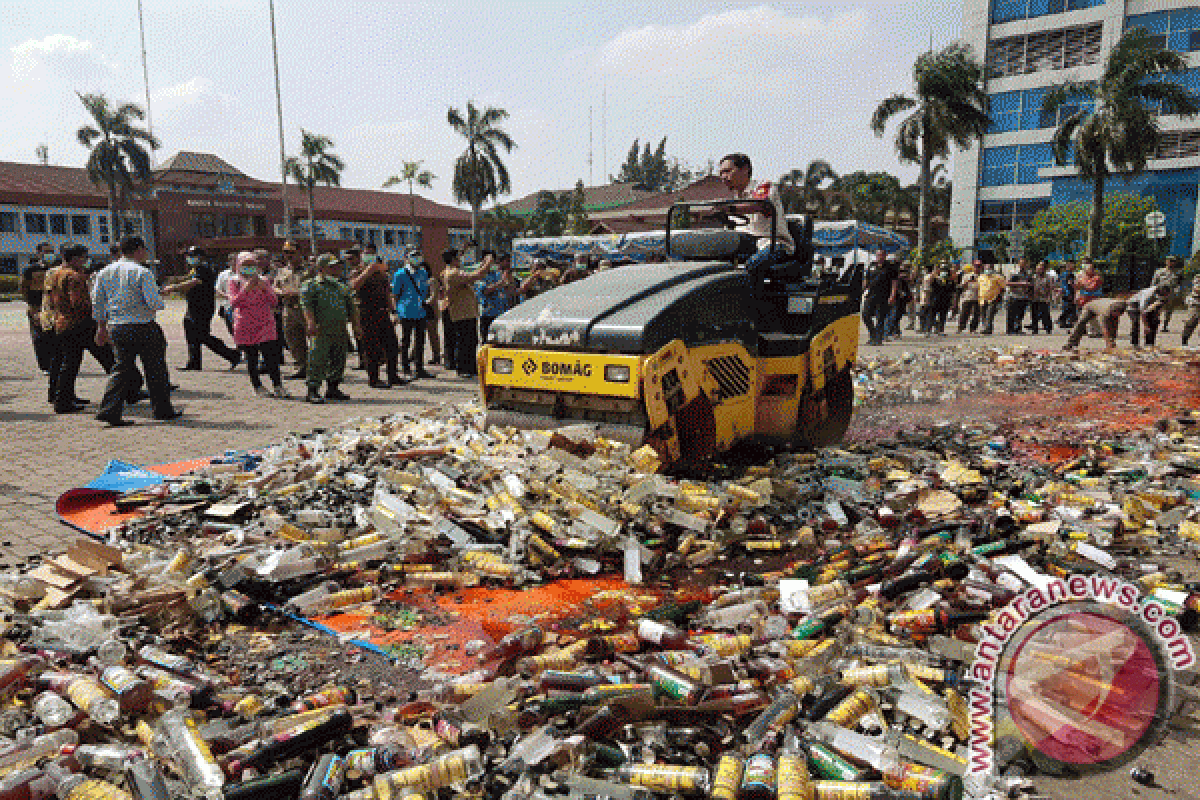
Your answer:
[228,251,287,397]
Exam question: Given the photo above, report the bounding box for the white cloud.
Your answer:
[11,34,118,87]
[596,6,870,101]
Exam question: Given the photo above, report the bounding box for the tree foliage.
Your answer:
[1042,27,1199,257]
[285,130,344,254]
[779,160,837,216]
[75,92,160,241]
[1020,192,1160,264]
[448,102,516,238]
[871,42,989,254]
[382,160,435,248]
[834,171,904,226]
[612,136,695,191]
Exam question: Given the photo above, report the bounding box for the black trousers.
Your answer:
[47,325,89,410]
[1030,301,1053,333]
[28,314,51,372]
[479,315,497,343]
[1006,299,1028,333]
[242,339,283,389]
[442,310,458,371]
[453,317,478,376]
[400,318,426,373]
[362,317,400,383]
[98,322,173,420]
[183,314,238,368]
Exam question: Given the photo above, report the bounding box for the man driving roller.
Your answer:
[718,153,794,274]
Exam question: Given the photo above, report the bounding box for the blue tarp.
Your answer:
[811,220,911,256]
[512,232,667,271]
[83,460,164,493]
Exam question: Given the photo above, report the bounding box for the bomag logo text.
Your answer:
[542,361,592,378]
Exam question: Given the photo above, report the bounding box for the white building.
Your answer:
[953,0,1200,259]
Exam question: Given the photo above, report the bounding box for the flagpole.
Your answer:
[270,0,291,237]
[137,0,154,162]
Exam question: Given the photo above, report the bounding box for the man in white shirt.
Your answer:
[215,253,235,335]
[718,153,793,276]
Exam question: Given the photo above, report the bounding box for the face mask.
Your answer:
[186,256,200,266]
[240,267,258,277]
[42,253,55,265]
[362,255,377,265]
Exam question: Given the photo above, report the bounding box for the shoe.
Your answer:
[368,379,390,389]
[286,371,307,380]
[326,386,350,401]
[228,353,242,371]
[414,370,432,379]
[96,414,135,427]
[428,358,440,366]
[272,385,291,399]
[126,390,150,404]
[71,397,90,405]
[54,405,85,414]
[153,409,184,421]
[254,386,271,397]
[180,364,202,371]
[306,388,325,404]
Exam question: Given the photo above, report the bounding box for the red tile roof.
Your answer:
[154,151,248,176]
[503,182,657,214]
[284,184,470,225]
[0,161,109,207]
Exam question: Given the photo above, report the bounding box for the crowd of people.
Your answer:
[19,234,614,425]
[858,249,1193,352]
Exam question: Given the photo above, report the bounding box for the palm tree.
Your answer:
[871,42,989,256]
[75,92,160,243]
[284,130,345,255]
[447,102,516,238]
[1042,27,1199,258]
[780,160,837,216]
[383,161,436,250]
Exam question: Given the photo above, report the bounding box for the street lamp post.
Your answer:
[270,0,290,240]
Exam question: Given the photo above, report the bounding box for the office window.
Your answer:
[0,212,15,233]
[991,0,1102,24]
[25,213,47,234]
[1016,142,1055,184]
[49,214,67,235]
[367,228,378,247]
[1128,9,1200,53]
[194,213,216,238]
[339,227,352,240]
[71,215,90,236]
[0,255,17,275]
[981,146,1018,187]
[988,23,1102,79]
[254,215,267,237]
[384,230,395,246]
[978,198,1051,234]
[1156,128,1200,159]
[989,90,1021,134]
[980,143,1062,187]
[354,228,365,243]
[97,216,110,243]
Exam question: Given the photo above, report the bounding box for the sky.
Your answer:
[2,0,963,209]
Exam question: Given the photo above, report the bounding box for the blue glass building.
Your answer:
[952,1,1200,259]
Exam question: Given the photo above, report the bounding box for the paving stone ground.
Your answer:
[0,297,1167,565]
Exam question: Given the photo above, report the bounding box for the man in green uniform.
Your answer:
[302,253,361,404]
[273,241,312,379]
